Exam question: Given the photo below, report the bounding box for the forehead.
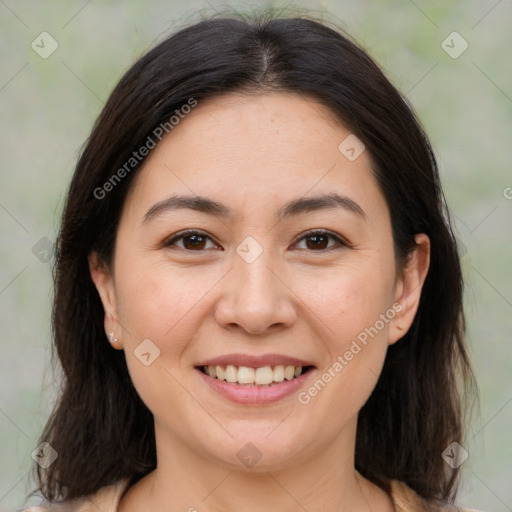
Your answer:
[123,92,387,225]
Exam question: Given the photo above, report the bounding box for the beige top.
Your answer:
[20,478,484,512]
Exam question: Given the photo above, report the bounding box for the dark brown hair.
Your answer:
[31,8,478,506]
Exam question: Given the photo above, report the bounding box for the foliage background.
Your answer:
[1,0,510,510]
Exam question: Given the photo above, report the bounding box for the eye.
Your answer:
[292,229,347,251]
[163,229,348,253]
[163,230,220,251]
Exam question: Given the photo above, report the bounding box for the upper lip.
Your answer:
[196,353,315,368]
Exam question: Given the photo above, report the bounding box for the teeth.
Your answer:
[216,365,225,380]
[273,365,285,382]
[225,364,238,383]
[284,365,295,380]
[237,366,255,384]
[255,366,274,385]
[201,364,307,385]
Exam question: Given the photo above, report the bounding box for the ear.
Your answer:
[388,233,430,345]
[88,251,123,349]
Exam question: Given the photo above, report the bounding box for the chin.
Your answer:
[202,429,310,473]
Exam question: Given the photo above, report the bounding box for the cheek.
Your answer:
[295,265,394,413]
[114,261,207,419]
[116,269,176,338]
[115,259,220,354]
[301,263,394,345]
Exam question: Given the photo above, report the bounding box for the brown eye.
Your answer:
[164,230,219,251]
[163,229,346,253]
[294,230,346,251]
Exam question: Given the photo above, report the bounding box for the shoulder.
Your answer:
[20,478,485,512]
[18,479,131,512]
[390,480,485,512]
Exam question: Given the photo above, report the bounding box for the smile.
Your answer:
[199,364,314,386]
[195,363,316,405]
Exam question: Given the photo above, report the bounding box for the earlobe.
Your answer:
[388,233,430,345]
[88,252,123,349]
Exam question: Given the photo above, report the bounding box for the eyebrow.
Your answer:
[142,192,367,224]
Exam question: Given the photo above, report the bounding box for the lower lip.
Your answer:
[195,367,315,405]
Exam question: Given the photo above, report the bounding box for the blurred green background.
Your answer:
[1,1,511,510]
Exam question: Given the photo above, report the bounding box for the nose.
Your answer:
[214,250,297,335]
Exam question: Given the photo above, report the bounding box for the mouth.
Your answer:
[194,360,316,405]
[196,364,315,387]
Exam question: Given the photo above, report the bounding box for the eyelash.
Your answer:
[163,229,348,253]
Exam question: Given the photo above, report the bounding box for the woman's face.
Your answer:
[91,92,429,472]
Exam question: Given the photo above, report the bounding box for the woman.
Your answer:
[23,10,481,512]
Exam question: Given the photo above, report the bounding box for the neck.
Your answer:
[120,419,395,512]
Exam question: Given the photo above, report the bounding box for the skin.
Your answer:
[90,92,430,512]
